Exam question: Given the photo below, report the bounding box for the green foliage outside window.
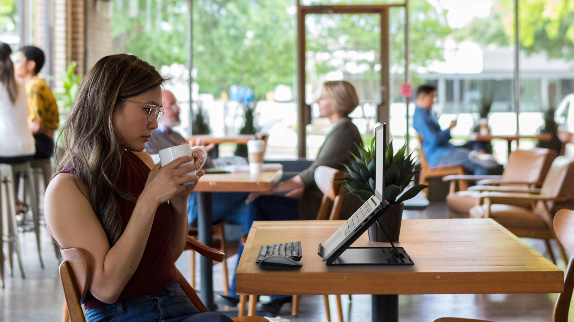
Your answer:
[110,0,453,101]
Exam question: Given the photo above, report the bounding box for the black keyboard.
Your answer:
[256,241,302,263]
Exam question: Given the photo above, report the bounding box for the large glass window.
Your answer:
[0,0,20,48]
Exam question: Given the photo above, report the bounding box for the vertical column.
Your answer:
[296,1,307,159]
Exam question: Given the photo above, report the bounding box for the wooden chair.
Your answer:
[238,166,348,321]
[418,135,467,197]
[59,236,268,322]
[469,156,574,264]
[435,208,574,322]
[444,148,556,218]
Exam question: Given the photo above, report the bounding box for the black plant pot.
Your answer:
[367,203,404,242]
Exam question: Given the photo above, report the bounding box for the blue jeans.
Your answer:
[436,147,497,176]
[85,283,233,322]
[228,195,299,299]
[187,192,249,226]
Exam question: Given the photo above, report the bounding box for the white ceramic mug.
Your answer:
[158,144,207,185]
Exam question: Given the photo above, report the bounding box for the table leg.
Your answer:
[197,192,217,311]
[507,140,513,157]
[372,294,398,322]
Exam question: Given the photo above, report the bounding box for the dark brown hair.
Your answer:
[0,42,18,103]
[55,54,165,245]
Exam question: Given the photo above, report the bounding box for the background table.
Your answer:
[471,133,552,156]
[236,219,563,321]
[188,135,255,158]
[194,170,282,310]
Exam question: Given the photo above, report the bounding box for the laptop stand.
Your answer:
[324,209,414,266]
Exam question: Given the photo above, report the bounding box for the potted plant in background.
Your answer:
[235,101,260,157]
[339,139,428,242]
[537,102,562,155]
[478,89,494,135]
[54,61,82,112]
[191,102,211,135]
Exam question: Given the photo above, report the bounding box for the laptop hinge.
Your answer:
[318,243,324,258]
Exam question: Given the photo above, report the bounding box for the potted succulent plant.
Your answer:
[191,104,211,135]
[235,101,259,157]
[339,138,428,242]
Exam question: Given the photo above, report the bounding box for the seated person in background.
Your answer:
[145,90,249,227]
[14,45,59,186]
[45,54,232,322]
[413,84,501,176]
[218,80,363,315]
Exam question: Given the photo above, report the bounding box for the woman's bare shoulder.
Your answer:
[45,173,108,249]
[46,172,88,197]
[132,150,155,170]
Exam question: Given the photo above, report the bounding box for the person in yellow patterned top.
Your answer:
[14,46,59,159]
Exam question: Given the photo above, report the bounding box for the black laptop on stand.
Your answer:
[317,123,414,266]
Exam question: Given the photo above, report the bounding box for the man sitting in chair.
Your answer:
[145,90,249,227]
[413,84,500,175]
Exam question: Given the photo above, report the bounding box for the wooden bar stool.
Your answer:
[11,162,43,268]
[0,164,26,285]
[30,159,61,262]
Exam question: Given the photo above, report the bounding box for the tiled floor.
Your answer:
[1,202,572,321]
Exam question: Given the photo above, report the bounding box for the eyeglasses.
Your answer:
[121,99,164,121]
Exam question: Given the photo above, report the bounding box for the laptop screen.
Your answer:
[374,124,386,201]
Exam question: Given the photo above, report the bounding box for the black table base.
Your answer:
[372,294,398,322]
[197,192,217,311]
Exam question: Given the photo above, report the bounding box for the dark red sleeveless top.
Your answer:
[62,151,178,309]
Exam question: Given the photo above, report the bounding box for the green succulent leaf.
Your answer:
[392,144,406,165]
[345,177,372,192]
[384,165,400,186]
[349,189,375,201]
[343,164,363,182]
[368,177,375,192]
[396,185,429,204]
[341,138,428,203]
[367,158,376,173]
[384,184,401,203]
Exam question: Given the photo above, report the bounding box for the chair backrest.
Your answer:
[502,149,556,186]
[536,156,574,215]
[417,136,430,169]
[553,209,574,322]
[564,143,574,161]
[59,248,92,322]
[314,166,346,221]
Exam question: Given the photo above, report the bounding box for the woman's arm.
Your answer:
[46,155,200,304]
[168,153,205,260]
[46,174,159,304]
[133,150,203,263]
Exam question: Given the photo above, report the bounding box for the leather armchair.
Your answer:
[445,149,556,218]
[469,156,574,264]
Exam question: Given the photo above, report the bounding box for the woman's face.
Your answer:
[317,88,336,118]
[112,86,162,151]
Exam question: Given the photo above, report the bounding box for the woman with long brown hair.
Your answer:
[45,54,232,322]
[0,42,35,164]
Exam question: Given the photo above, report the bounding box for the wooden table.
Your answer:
[471,133,552,156]
[194,170,282,310]
[236,219,563,321]
[188,135,255,158]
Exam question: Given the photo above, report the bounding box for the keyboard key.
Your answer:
[255,241,303,263]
